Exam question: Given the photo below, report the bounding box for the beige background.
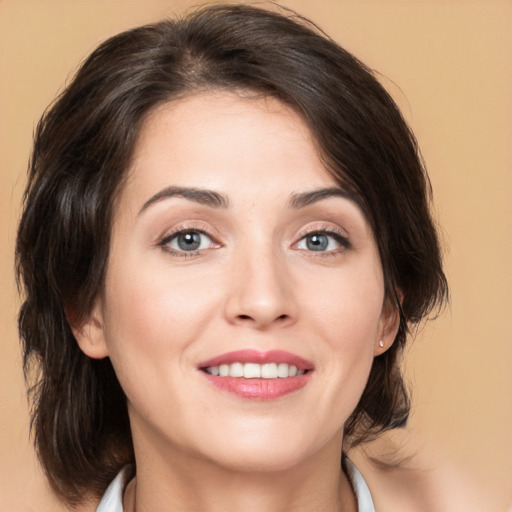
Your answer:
[1,1,511,510]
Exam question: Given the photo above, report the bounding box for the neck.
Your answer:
[125,432,357,512]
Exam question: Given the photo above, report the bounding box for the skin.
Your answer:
[75,91,399,512]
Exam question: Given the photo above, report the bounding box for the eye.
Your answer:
[296,231,348,252]
[162,229,216,253]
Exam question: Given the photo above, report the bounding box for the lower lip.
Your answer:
[202,373,311,400]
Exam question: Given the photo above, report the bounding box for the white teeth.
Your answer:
[209,365,220,376]
[277,363,289,378]
[243,363,261,378]
[230,362,244,377]
[205,362,306,379]
[261,363,277,378]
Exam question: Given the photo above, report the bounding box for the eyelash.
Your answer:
[295,226,351,256]
[157,226,219,258]
[157,225,350,258]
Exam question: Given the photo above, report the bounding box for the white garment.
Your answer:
[345,458,376,512]
[95,466,130,512]
[96,461,376,512]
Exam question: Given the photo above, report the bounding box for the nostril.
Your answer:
[236,313,289,323]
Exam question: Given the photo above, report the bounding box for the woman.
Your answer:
[16,4,447,511]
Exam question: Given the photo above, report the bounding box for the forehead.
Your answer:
[123,91,340,207]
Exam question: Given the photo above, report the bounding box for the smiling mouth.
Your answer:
[197,350,313,399]
[202,362,307,379]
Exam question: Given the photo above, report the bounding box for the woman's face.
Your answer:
[78,91,396,472]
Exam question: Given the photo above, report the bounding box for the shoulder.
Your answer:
[348,431,510,512]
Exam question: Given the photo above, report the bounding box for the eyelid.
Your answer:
[157,224,221,256]
[293,225,351,252]
[159,227,208,244]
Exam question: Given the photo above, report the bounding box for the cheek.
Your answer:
[98,263,225,435]
[305,261,384,344]
[101,260,221,377]
[303,262,384,407]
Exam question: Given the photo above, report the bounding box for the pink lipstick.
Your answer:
[198,350,313,400]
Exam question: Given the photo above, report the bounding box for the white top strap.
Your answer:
[345,458,376,512]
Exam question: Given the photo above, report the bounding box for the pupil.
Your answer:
[178,232,201,251]
[307,234,328,251]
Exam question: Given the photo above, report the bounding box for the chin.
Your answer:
[206,446,311,474]
[192,423,331,474]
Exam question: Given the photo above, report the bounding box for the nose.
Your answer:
[223,248,298,330]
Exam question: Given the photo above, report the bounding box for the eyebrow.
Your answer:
[138,185,358,216]
[288,187,358,209]
[138,186,229,215]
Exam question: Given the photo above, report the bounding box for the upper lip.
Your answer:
[198,349,314,371]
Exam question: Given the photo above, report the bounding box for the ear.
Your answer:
[68,297,109,359]
[374,290,403,356]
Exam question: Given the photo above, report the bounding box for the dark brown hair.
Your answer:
[16,3,448,505]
